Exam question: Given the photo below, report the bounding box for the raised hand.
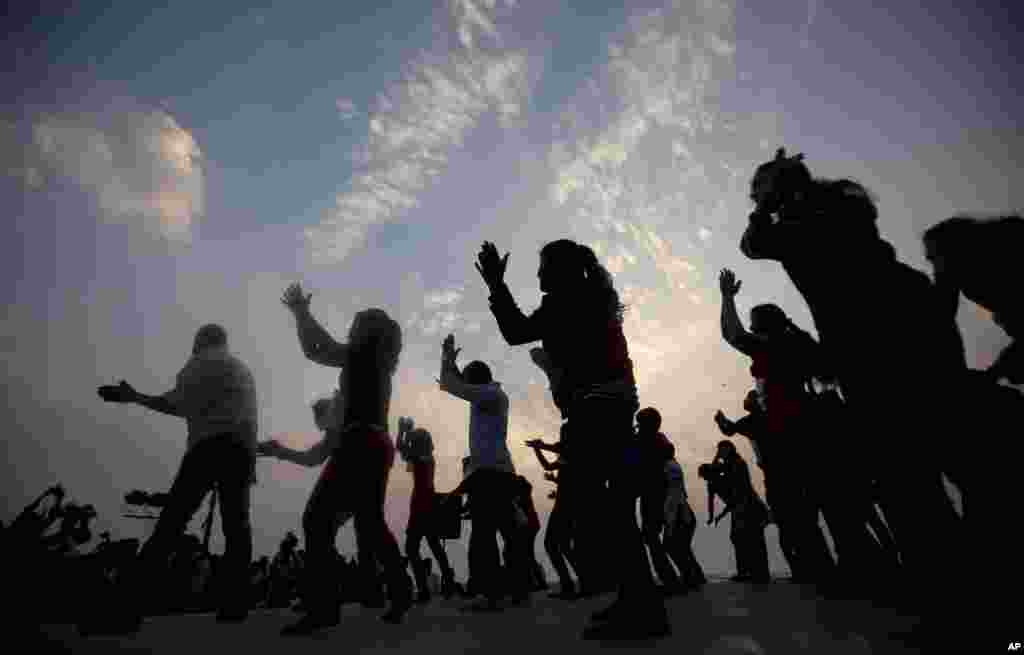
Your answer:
[442,334,461,365]
[719,269,741,298]
[281,283,312,313]
[474,241,509,289]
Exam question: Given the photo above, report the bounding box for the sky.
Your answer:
[2,0,1021,577]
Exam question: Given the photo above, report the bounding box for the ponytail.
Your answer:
[577,243,626,323]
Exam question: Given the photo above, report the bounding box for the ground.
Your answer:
[35,577,926,654]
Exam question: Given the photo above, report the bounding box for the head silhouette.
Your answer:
[716,440,737,459]
[462,360,493,385]
[749,303,788,336]
[538,239,625,322]
[923,214,1023,278]
[752,148,879,233]
[750,148,812,214]
[192,324,227,355]
[348,308,402,374]
[635,407,662,434]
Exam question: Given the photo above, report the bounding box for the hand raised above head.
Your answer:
[281,283,312,312]
[474,241,509,288]
[442,334,461,363]
[719,269,741,297]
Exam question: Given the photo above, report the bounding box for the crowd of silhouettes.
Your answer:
[65,145,1019,647]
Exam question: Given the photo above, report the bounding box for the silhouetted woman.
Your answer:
[271,283,412,635]
[717,269,835,584]
[739,149,967,633]
[395,417,458,602]
[475,239,668,639]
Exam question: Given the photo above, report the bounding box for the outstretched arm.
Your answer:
[260,437,331,468]
[282,284,349,368]
[135,391,185,417]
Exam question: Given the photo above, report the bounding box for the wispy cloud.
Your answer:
[305,0,532,264]
[17,110,203,242]
[799,0,818,49]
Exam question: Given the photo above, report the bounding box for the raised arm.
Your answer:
[437,334,506,405]
[488,283,545,346]
[719,269,764,356]
[282,283,349,368]
[476,241,544,346]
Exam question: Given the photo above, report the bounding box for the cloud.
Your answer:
[1,119,45,188]
[22,109,203,241]
[424,287,463,308]
[305,0,533,264]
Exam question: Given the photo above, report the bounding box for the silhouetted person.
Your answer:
[476,239,667,640]
[438,333,526,610]
[634,408,685,595]
[923,214,1024,384]
[513,476,548,592]
[663,457,706,590]
[739,148,967,637]
[395,417,459,602]
[94,323,257,633]
[268,284,412,635]
[526,428,582,599]
[717,270,835,585]
[703,442,771,582]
